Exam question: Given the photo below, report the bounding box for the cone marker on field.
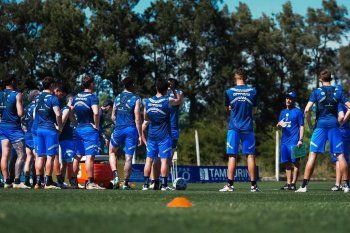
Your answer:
[167,197,193,208]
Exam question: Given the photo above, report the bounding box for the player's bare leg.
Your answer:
[122,155,133,189]
[160,158,172,191]
[150,157,160,189]
[296,152,317,192]
[1,139,11,187]
[143,157,153,190]
[109,144,119,188]
[24,147,34,187]
[35,156,46,189]
[247,154,260,192]
[220,155,236,192]
[291,161,299,190]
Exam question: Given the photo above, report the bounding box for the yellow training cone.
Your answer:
[167,197,193,208]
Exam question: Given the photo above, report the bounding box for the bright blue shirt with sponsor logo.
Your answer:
[24,102,35,134]
[114,91,140,129]
[167,89,182,131]
[338,104,350,129]
[73,91,99,127]
[309,85,348,129]
[145,95,171,141]
[278,107,304,145]
[0,89,21,128]
[225,85,257,132]
[59,106,74,141]
[36,92,60,130]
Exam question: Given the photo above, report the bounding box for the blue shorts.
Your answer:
[310,128,343,154]
[110,127,138,155]
[0,125,24,144]
[280,143,299,164]
[226,130,255,155]
[331,128,350,163]
[24,132,34,150]
[60,140,75,162]
[171,129,179,149]
[146,136,172,159]
[74,126,99,156]
[36,128,59,157]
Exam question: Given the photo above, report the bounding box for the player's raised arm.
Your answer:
[343,101,350,124]
[16,92,24,118]
[169,88,183,106]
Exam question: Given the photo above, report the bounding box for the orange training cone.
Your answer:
[167,197,193,208]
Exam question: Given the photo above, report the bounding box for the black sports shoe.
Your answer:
[280,183,290,190]
[289,183,296,190]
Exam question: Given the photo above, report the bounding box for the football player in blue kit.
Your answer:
[142,79,182,191]
[0,76,29,189]
[109,77,142,190]
[220,69,260,192]
[149,78,184,190]
[23,89,40,187]
[296,70,350,193]
[54,84,75,188]
[330,103,350,191]
[73,75,104,190]
[276,92,304,190]
[34,77,63,189]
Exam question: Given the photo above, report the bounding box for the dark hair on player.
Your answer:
[168,78,179,88]
[319,69,332,82]
[156,79,169,95]
[42,76,55,90]
[235,68,247,80]
[28,89,40,102]
[122,76,135,90]
[3,74,17,87]
[82,75,94,89]
[53,82,69,94]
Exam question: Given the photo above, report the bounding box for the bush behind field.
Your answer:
[177,120,335,179]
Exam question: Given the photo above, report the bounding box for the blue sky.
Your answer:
[134,0,350,18]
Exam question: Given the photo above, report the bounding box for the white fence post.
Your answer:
[275,131,280,181]
[195,130,201,166]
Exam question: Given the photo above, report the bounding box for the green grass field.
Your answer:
[0,182,350,233]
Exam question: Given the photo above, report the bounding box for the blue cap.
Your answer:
[286,91,297,99]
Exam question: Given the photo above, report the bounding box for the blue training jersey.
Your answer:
[309,85,348,129]
[31,95,40,134]
[23,102,35,134]
[59,106,74,141]
[279,107,304,145]
[338,104,350,129]
[167,89,182,131]
[225,85,257,132]
[0,89,21,128]
[73,91,99,127]
[36,92,60,130]
[114,91,140,129]
[145,95,171,141]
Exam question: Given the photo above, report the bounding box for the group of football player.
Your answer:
[1,68,349,192]
[220,69,350,193]
[0,75,183,190]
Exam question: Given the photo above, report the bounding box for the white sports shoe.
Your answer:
[219,185,234,192]
[13,183,31,189]
[4,183,13,189]
[295,186,307,193]
[343,186,349,193]
[250,185,261,192]
[161,186,174,191]
[86,182,105,190]
[331,185,342,191]
[110,177,120,189]
[142,184,149,191]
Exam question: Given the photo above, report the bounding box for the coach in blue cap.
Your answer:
[276,91,304,190]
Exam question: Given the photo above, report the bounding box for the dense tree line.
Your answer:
[1,0,350,166]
